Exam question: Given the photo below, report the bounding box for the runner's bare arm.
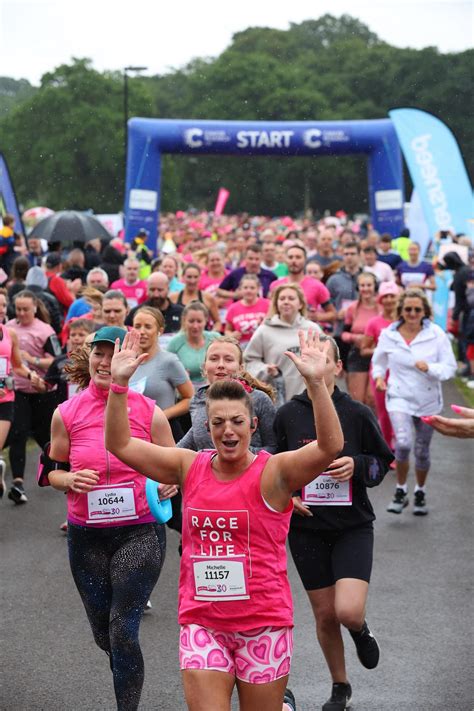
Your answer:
[48,409,99,492]
[150,406,175,446]
[105,331,196,484]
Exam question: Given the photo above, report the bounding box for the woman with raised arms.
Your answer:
[105,329,343,711]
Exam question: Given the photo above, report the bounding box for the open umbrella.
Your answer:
[29,210,112,243]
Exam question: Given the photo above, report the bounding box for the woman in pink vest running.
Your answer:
[105,329,343,711]
[48,326,177,711]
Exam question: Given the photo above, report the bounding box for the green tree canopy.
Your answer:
[0,15,471,216]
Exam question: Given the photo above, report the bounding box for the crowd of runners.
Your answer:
[1,208,473,710]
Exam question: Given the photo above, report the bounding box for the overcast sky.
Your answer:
[1,0,472,85]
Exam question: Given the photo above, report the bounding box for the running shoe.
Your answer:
[322,682,352,710]
[0,458,5,498]
[349,621,380,669]
[386,487,408,513]
[8,483,28,504]
[413,490,428,516]
[283,687,296,710]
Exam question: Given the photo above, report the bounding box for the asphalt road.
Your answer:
[1,380,473,711]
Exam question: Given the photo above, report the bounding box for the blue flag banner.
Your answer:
[389,108,473,244]
[0,153,23,232]
[432,271,452,331]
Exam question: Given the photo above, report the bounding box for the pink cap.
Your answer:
[377,281,401,303]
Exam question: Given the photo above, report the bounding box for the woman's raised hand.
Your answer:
[284,329,330,383]
[111,330,149,386]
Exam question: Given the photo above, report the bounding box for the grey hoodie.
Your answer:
[177,384,277,453]
[244,314,319,402]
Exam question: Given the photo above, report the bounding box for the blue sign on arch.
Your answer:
[124,118,405,244]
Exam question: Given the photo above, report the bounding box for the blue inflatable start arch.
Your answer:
[124,118,405,243]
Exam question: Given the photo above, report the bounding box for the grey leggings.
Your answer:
[389,411,434,470]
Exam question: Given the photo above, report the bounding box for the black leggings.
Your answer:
[68,522,166,711]
[7,391,56,478]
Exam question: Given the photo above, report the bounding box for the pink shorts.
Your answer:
[179,623,293,684]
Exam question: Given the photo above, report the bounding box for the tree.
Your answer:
[0,16,471,215]
[0,59,153,211]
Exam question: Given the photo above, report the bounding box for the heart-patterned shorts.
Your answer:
[179,623,293,683]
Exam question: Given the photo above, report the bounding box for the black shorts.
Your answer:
[288,523,374,590]
[0,401,14,423]
[346,347,371,373]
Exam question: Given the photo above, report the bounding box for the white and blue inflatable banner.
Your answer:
[390,108,473,243]
[124,118,405,245]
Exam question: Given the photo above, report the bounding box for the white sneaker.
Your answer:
[387,487,408,514]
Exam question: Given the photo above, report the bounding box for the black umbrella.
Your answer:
[29,210,112,243]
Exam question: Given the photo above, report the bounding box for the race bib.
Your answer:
[193,557,249,601]
[87,483,138,523]
[302,474,352,506]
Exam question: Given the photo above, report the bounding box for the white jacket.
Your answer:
[244,314,320,402]
[371,320,456,416]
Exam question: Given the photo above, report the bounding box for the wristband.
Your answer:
[35,356,40,366]
[110,382,129,394]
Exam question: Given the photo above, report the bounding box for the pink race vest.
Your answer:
[59,380,156,527]
[0,325,14,403]
[179,450,294,631]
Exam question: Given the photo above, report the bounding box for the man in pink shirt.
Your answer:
[111,258,148,308]
[271,245,337,325]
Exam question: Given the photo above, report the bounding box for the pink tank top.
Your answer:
[179,450,294,631]
[0,325,14,403]
[59,380,156,527]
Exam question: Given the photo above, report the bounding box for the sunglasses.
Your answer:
[403,306,423,313]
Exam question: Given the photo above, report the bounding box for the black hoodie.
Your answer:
[274,386,393,532]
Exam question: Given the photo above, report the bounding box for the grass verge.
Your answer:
[455,378,474,408]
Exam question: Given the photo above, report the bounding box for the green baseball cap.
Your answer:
[91,326,127,347]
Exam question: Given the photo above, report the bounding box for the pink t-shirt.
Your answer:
[199,270,229,296]
[179,450,294,631]
[0,326,14,403]
[364,315,393,345]
[225,297,270,343]
[344,303,380,335]
[110,278,148,308]
[6,317,56,393]
[270,276,331,310]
